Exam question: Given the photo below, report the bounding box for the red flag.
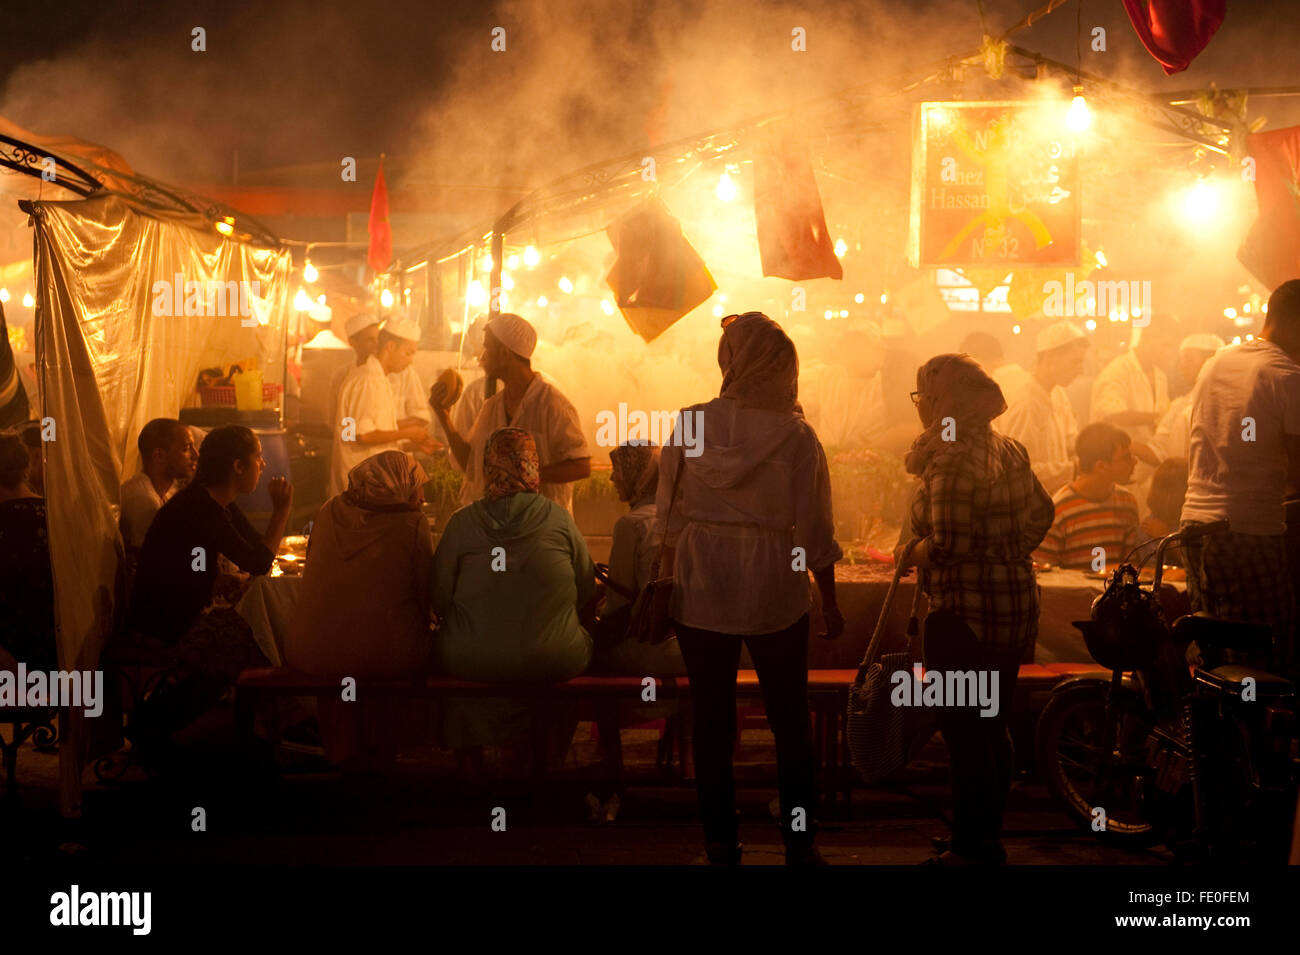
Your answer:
[1121,0,1226,75]
[752,135,843,282]
[1237,126,1300,290]
[367,156,392,274]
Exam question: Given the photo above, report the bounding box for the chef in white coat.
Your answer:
[329,316,434,496]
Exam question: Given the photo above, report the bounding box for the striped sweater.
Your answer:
[1033,482,1140,570]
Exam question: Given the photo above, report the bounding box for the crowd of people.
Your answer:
[4,279,1300,866]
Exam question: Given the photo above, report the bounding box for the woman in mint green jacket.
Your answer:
[433,427,595,686]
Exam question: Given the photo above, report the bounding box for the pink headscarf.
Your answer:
[483,427,541,500]
[718,312,799,413]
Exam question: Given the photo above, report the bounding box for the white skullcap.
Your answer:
[382,316,421,343]
[345,312,379,338]
[1036,320,1087,353]
[485,312,537,358]
[1179,333,1225,353]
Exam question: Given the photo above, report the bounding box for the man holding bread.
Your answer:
[430,312,590,514]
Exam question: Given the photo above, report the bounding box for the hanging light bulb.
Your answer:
[558,276,574,294]
[22,292,35,308]
[716,171,737,202]
[467,280,486,307]
[854,293,865,304]
[834,239,848,257]
[317,294,326,305]
[602,300,616,316]
[380,288,395,308]
[303,261,318,283]
[1066,87,1091,133]
[480,253,494,273]
[506,254,520,270]
[0,288,8,303]
[536,295,548,307]
[293,289,311,311]
[523,246,541,268]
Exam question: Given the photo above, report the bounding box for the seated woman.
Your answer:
[0,432,55,674]
[287,451,435,678]
[432,427,594,773]
[286,451,436,768]
[122,425,292,756]
[590,440,685,676]
[1137,457,1189,552]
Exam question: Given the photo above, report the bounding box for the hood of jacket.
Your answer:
[687,398,807,491]
[466,491,552,542]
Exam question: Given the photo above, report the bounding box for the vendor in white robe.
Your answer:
[430,312,590,513]
[1148,333,1224,463]
[329,316,434,497]
[1091,319,1179,503]
[992,321,1088,496]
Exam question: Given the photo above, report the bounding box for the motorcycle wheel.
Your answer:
[1035,680,1162,847]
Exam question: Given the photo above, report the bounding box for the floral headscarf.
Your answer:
[344,451,427,511]
[904,353,1007,476]
[609,441,660,504]
[484,427,540,500]
[718,312,799,413]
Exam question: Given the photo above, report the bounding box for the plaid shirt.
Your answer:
[910,428,1055,651]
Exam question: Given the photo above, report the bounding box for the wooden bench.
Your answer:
[233,668,678,783]
[233,662,1113,811]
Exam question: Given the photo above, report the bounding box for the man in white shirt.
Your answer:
[1181,281,1300,681]
[120,418,197,553]
[993,321,1088,496]
[329,317,434,496]
[1091,319,1178,465]
[431,312,590,513]
[1149,333,1225,463]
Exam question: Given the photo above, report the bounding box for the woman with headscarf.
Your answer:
[286,450,435,679]
[431,428,595,771]
[591,440,683,673]
[898,353,1054,865]
[656,312,843,865]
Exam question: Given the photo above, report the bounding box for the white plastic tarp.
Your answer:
[29,192,290,815]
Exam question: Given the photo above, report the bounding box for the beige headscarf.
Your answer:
[904,353,1007,475]
[718,312,799,413]
[344,451,427,511]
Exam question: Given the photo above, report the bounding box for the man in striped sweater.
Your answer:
[1034,422,1140,571]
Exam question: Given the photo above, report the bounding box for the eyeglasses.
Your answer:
[910,391,924,405]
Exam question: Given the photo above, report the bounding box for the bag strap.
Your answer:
[854,538,921,684]
[648,452,687,581]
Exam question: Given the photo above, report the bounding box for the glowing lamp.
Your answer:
[23,292,35,308]
[523,246,541,268]
[293,289,311,311]
[558,276,574,294]
[467,280,486,307]
[834,239,847,257]
[1066,89,1091,133]
[380,288,395,308]
[0,288,8,303]
[303,262,318,283]
[716,171,737,202]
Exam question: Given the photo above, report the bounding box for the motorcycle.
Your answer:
[1034,521,1299,861]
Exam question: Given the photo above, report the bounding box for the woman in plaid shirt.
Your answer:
[898,353,1053,864]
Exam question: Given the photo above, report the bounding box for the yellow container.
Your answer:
[233,369,264,410]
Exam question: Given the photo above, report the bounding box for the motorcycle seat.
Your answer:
[1171,612,1273,654]
[1196,664,1295,696]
